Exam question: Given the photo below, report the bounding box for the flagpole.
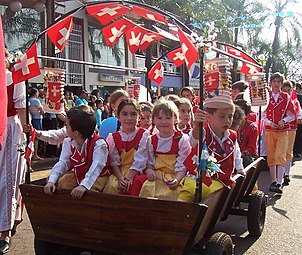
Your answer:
[25,80,31,184]
[194,47,204,203]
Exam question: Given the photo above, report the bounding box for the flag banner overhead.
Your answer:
[86,3,131,25]
[11,43,41,84]
[167,47,186,67]
[148,61,164,84]
[46,15,74,52]
[132,5,168,25]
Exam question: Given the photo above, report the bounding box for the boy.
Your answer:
[264,73,295,193]
[178,98,244,202]
[44,105,111,199]
[231,80,248,101]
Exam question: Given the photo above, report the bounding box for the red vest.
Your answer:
[266,91,294,131]
[151,130,182,155]
[205,124,237,187]
[112,127,145,153]
[68,134,111,185]
[237,121,258,157]
[7,83,17,117]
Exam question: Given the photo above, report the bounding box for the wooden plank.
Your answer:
[20,184,207,255]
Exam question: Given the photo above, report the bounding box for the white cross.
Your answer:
[146,14,156,21]
[245,63,258,74]
[109,25,126,43]
[97,6,121,17]
[129,31,141,46]
[51,86,59,97]
[14,54,36,75]
[206,75,217,87]
[140,34,156,44]
[228,48,242,56]
[181,43,189,65]
[173,51,186,61]
[58,25,72,46]
[153,66,163,80]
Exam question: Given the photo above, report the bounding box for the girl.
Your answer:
[139,100,191,200]
[139,102,158,134]
[98,89,129,139]
[104,99,149,195]
[174,97,192,134]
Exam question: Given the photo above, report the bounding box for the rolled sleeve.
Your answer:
[175,135,192,172]
[130,130,149,172]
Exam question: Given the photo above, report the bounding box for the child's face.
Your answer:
[270,78,282,92]
[281,86,292,95]
[178,104,191,126]
[181,91,194,103]
[231,88,241,101]
[118,104,139,133]
[207,107,234,137]
[140,110,152,129]
[153,110,176,137]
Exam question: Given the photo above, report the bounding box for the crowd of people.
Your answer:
[1,61,301,254]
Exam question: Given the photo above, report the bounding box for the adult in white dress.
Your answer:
[0,65,26,253]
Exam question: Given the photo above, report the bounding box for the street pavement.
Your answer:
[9,157,302,255]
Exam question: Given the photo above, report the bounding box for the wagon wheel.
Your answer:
[202,232,233,255]
[247,190,266,237]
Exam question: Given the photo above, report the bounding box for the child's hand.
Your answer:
[23,123,33,133]
[118,175,130,190]
[166,179,179,190]
[193,108,207,124]
[145,169,157,181]
[44,182,56,195]
[277,120,285,129]
[236,169,246,176]
[70,185,87,199]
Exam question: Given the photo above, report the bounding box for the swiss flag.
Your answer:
[148,61,164,84]
[177,28,199,71]
[205,72,220,92]
[48,82,64,102]
[0,16,7,150]
[24,128,36,164]
[46,15,74,52]
[133,6,168,25]
[11,43,41,84]
[86,3,131,25]
[102,18,135,47]
[167,47,185,67]
[139,31,163,51]
[240,63,261,75]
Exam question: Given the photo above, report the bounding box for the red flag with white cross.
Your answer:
[177,28,199,71]
[240,63,261,74]
[86,3,131,25]
[46,15,74,52]
[148,61,164,84]
[24,128,36,164]
[132,6,168,25]
[205,72,220,92]
[48,82,64,102]
[139,31,163,51]
[102,18,135,47]
[11,43,41,84]
[167,47,186,67]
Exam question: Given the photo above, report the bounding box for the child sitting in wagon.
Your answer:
[44,105,111,199]
[178,96,245,202]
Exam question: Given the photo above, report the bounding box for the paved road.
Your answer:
[9,158,302,254]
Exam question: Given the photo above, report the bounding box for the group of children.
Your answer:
[41,72,300,201]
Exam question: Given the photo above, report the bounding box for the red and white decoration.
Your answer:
[46,15,74,52]
[24,128,36,164]
[102,17,135,47]
[43,68,65,114]
[148,61,164,84]
[246,73,268,107]
[86,3,131,25]
[167,47,186,67]
[132,6,168,25]
[11,43,41,84]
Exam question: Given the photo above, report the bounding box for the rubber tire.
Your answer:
[247,190,266,237]
[203,232,233,255]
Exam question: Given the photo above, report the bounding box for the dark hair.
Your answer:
[165,94,180,103]
[232,80,248,92]
[180,87,195,97]
[95,99,103,105]
[139,101,153,113]
[117,98,141,116]
[29,88,38,97]
[270,72,284,83]
[231,105,246,130]
[296,83,302,90]
[67,105,96,139]
[234,99,251,116]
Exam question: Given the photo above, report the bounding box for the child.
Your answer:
[139,100,191,200]
[231,80,248,101]
[44,105,111,199]
[264,73,295,193]
[103,99,149,195]
[281,80,302,185]
[95,99,103,130]
[139,102,154,130]
[178,100,244,202]
[174,97,192,134]
[230,105,246,131]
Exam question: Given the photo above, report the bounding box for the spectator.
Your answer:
[75,89,89,106]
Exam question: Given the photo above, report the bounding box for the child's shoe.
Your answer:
[283,175,290,186]
[269,181,277,192]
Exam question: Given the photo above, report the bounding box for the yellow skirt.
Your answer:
[178,176,224,202]
[103,168,130,194]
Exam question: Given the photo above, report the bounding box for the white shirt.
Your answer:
[147,132,191,172]
[106,128,149,172]
[48,137,109,190]
[39,127,67,145]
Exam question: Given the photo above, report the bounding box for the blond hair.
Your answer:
[152,99,179,123]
